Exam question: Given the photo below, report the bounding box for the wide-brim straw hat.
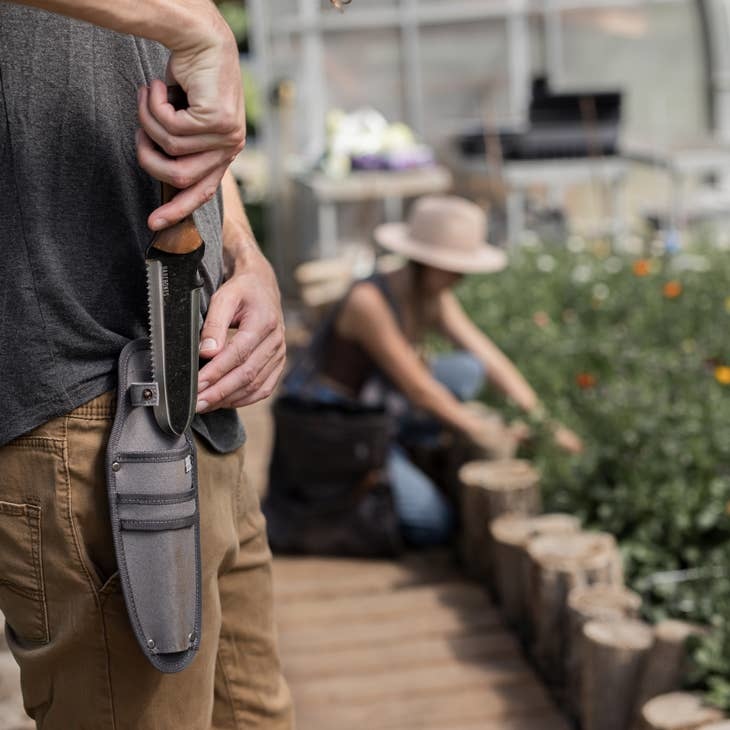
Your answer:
[374,195,507,275]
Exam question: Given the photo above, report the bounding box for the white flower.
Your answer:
[571,264,593,284]
[520,231,542,249]
[716,232,730,251]
[592,283,610,301]
[621,235,644,256]
[672,254,710,273]
[567,235,586,254]
[537,254,556,272]
[604,256,623,274]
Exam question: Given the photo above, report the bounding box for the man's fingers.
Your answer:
[228,357,286,409]
[148,78,245,141]
[197,293,246,365]
[197,330,284,411]
[138,87,224,157]
[198,310,280,387]
[147,164,227,230]
[198,334,285,411]
[203,346,286,412]
[136,129,230,191]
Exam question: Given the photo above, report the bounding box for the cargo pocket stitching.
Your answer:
[25,503,50,644]
[0,501,50,645]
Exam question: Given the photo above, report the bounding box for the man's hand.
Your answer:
[195,245,286,412]
[12,1,246,230]
[136,19,246,231]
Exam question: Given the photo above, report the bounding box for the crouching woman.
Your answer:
[264,196,581,555]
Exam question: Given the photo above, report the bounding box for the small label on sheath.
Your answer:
[184,455,193,473]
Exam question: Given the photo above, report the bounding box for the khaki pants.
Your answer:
[0,392,293,730]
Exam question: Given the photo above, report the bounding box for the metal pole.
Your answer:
[400,0,426,137]
[507,0,530,126]
[543,0,564,87]
[300,0,327,161]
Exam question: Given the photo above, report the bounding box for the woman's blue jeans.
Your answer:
[389,352,485,546]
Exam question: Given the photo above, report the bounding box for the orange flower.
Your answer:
[576,373,597,390]
[533,311,551,328]
[663,281,682,299]
[632,259,651,277]
[715,366,730,385]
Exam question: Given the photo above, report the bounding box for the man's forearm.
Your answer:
[10,0,223,51]
[220,170,260,279]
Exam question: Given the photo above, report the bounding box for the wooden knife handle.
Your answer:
[151,85,204,255]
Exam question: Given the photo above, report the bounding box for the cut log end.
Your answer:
[490,512,581,547]
[584,618,654,651]
[527,531,622,576]
[459,459,540,492]
[568,584,642,620]
[640,692,724,729]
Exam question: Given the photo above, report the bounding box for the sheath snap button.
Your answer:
[147,638,156,650]
[111,462,121,472]
[142,388,154,401]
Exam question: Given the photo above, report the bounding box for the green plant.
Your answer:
[456,239,730,707]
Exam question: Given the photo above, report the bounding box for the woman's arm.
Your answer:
[436,290,583,453]
[338,283,511,449]
[436,290,542,414]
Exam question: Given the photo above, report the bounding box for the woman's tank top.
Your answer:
[286,274,402,399]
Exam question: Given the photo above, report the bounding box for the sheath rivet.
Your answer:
[188,631,197,644]
[111,461,121,472]
[142,388,154,401]
[147,638,156,650]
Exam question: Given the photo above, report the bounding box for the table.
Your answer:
[454,154,630,246]
[294,166,453,258]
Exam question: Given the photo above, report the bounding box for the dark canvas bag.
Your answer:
[106,338,201,673]
[264,396,403,557]
[263,277,403,557]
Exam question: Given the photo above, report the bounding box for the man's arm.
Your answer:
[196,171,286,412]
[12,0,246,230]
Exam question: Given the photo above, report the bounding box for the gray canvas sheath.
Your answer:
[106,338,202,673]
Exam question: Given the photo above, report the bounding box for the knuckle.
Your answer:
[171,172,192,189]
[165,138,185,157]
[202,315,225,332]
[239,367,255,387]
[231,133,246,155]
[233,342,249,368]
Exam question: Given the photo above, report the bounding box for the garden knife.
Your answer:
[145,86,205,436]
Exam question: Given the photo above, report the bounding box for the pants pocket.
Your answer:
[0,500,49,644]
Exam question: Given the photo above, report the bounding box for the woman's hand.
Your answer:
[552,424,584,454]
[463,410,520,460]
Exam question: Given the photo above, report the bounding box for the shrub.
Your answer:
[457,239,730,706]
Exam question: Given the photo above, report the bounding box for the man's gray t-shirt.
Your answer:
[0,6,244,450]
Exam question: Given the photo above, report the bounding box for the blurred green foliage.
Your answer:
[456,238,730,707]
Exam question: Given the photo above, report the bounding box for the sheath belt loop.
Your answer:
[129,382,160,407]
[107,339,201,674]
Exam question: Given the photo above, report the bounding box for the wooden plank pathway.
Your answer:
[273,551,570,730]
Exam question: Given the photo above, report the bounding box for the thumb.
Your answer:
[199,292,237,359]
